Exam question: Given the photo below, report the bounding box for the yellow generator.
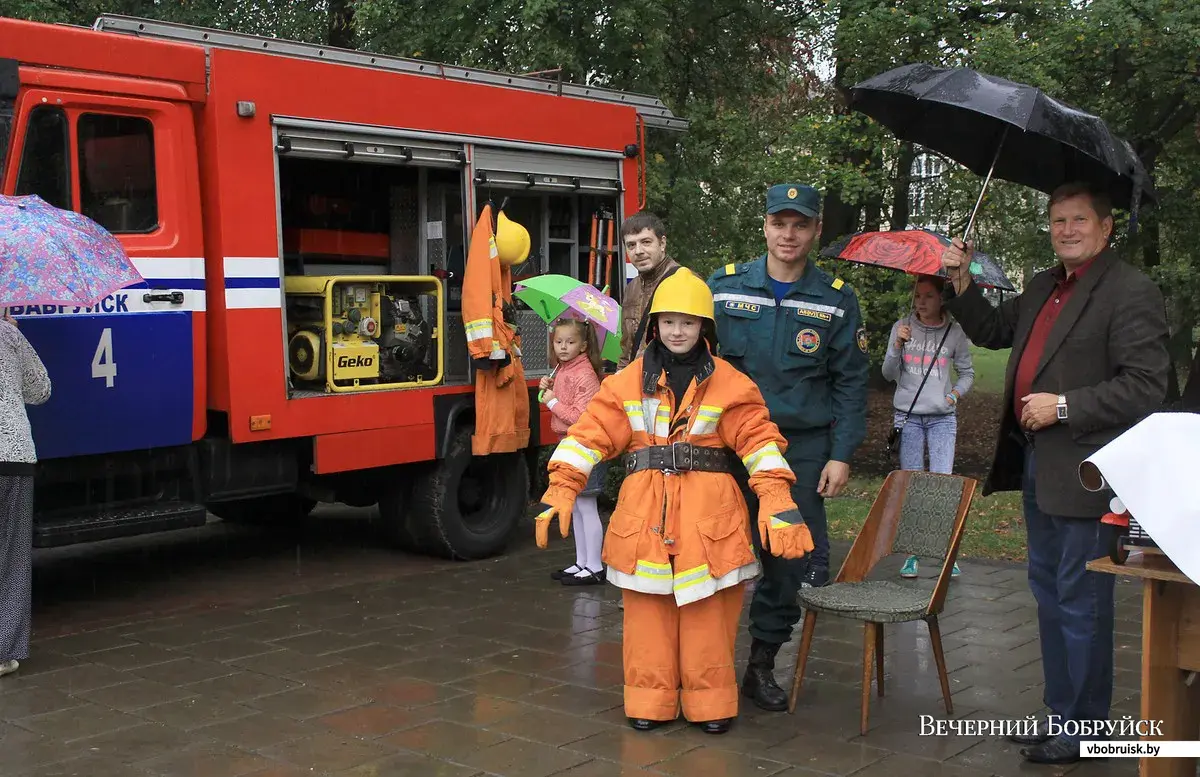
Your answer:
[284,276,443,392]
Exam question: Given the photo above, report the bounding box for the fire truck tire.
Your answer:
[208,494,317,526]
[408,425,529,560]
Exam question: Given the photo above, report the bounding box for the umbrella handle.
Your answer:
[538,364,558,403]
[963,125,1009,243]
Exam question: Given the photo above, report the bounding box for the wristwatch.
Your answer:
[1056,394,1068,421]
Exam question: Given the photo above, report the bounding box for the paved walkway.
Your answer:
[0,512,1153,776]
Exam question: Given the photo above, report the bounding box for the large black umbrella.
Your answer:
[850,63,1154,238]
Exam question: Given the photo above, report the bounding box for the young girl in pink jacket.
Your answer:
[539,317,607,585]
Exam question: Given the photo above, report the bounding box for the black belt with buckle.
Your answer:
[625,443,732,474]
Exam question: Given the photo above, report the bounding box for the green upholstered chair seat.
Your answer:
[798,581,931,623]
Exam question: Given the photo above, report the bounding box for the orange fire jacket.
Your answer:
[461,204,530,455]
[541,347,810,606]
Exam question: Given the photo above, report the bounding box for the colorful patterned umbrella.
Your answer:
[820,229,1015,291]
[513,274,623,362]
[0,194,143,307]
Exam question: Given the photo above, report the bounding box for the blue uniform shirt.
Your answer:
[707,256,870,463]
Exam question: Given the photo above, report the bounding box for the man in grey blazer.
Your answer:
[941,181,1169,765]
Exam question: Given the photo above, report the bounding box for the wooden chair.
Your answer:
[786,470,977,735]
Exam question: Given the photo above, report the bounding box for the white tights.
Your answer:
[571,495,604,575]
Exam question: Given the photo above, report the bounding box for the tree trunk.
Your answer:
[820,43,863,246]
[890,142,916,230]
[327,0,355,49]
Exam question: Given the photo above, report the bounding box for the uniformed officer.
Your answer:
[707,183,869,711]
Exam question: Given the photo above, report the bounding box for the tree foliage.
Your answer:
[2,0,1197,375]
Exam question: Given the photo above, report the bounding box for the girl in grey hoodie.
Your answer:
[881,275,973,578]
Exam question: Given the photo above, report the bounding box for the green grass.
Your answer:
[966,344,1010,396]
[826,476,1027,562]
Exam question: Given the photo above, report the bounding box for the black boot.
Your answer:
[741,638,789,711]
[627,717,666,731]
[700,718,733,734]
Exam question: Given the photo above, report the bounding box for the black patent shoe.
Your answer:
[550,566,580,581]
[628,717,666,731]
[562,569,606,586]
[700,718,733,734]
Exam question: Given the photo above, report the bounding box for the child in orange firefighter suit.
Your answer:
[533,268,814,734]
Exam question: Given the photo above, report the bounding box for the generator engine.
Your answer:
[284,276,442,392]
[377,294,431,383]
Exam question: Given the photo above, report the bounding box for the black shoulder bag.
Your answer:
[887,323,953,455]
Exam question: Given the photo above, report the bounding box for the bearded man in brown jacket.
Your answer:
[617,212,679,369]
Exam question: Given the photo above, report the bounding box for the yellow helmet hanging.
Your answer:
[648,268,714,321]
[495,210,531,266]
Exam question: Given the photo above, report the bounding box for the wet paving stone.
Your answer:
[379,718,511,758]
[258,729,402,772]
[22,517,1146,777]
[563,728,699,767]
[316,702,427,739]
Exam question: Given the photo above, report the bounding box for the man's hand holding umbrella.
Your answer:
[941,237,975,296]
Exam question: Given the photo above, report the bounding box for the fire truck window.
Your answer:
[14,106,70,211]
[77,114,158,233]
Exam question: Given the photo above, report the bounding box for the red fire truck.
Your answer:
[0,14,686,559]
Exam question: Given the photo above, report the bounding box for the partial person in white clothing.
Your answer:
[0,310,50,678]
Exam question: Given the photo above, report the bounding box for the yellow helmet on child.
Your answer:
[648,268,714,321]
[495,210,530,266]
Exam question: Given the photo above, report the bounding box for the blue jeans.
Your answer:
[1023,449,1115,741]
[895,411,957,474]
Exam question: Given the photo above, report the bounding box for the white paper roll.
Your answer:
[1079,412,1200,583]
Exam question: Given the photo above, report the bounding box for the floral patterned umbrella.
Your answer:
[820,229,1015,291]
[0,194,143,307]
[513,274,623,362]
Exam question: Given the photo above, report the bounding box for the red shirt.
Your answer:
[1012,256,1098,421]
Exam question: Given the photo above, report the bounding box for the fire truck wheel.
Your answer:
[408,425,529,560]
[208,494,317,526]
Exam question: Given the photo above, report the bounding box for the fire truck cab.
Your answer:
[0,14,686,559]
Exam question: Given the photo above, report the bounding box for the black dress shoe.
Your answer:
[741,639,788,711]
[1021,735,1081,764]
[550,566,579,581]
[699,718,733,734]
[1007,717,1052,745]
[562,569,605,586]
[628,718,666,731]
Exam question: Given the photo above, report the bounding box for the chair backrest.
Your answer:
[835,470,976,613]
[892,472,970,559]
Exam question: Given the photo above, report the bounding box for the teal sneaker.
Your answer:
[900,556,919,578]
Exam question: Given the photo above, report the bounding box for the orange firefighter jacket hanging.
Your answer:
[462,203,532,455]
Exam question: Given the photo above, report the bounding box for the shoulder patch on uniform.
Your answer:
[831,277,845,290]
[856,326,869,354]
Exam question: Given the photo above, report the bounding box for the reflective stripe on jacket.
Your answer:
[542,349,799,606]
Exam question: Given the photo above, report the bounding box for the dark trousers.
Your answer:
[1023,450,1115,740]
[737,449,828,646]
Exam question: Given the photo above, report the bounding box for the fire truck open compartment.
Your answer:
[272,119,628,396]
[274,130,459,396]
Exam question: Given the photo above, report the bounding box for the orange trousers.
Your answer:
[621,582,746,722]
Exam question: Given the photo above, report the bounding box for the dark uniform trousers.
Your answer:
[734,430,830,644]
